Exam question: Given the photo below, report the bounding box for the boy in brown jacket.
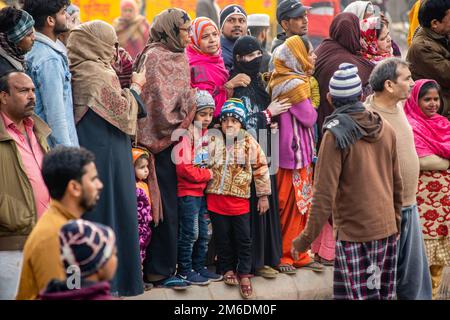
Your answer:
[206,98,271,299]
[293,63,403,300]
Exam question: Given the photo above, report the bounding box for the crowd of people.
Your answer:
[0,0,449,301]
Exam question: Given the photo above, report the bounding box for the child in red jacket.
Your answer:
[174,90,222,285]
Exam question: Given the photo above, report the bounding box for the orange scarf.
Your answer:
[269,36,313,105]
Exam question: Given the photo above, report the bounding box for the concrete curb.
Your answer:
[127,266,333,300]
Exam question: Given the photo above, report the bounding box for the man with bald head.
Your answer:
[0,71,51,299]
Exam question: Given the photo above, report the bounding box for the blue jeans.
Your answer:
[177,196,209,273]
[396,204,432,300]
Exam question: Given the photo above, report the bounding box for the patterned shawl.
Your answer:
[268,35,312,105]
[404,79,450,159]
[133,8,196,225]
[67,20,138,136]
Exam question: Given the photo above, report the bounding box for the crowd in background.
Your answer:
[0,0,449,301]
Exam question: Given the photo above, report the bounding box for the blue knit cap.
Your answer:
[6,9,34,44]
[329,63,362,99]
[220,98,247,128]
[59,220,116,277]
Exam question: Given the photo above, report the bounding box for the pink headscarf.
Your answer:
[404,79,450,159]
[186,17,229,117]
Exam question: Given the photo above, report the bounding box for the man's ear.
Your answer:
[384,80,395,94]
[66,180,82,198]
[280,20,289,32]
[0,91,8,105]
[46,15,56,28]
[326,92,333,106]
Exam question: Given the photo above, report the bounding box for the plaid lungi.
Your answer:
[333,234,398,300]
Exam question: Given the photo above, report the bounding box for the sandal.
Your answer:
[223,271,239,286]
[255,266,278,279]
[319,257,334,267]
[295,261,325,272]
[239,277,254,299]
[275,264,297,275]
[143,282,154,291]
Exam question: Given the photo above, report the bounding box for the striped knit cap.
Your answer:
[60,220,116,277]
[220,98,247,128]
[219,4,247,30]
[190,17,219,50]
[329,63,362,99]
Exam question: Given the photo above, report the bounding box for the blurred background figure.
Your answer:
[113,0,150,59]
[247,13,271,73]
[196,0,220,27]
[303,0,341,48]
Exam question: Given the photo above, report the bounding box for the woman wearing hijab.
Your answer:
[343,0,375,20]
[314,12,375,146]
[343,1,401,57]
[133,8,197,289]
[231,35,291,278]
[113,0,150,59]
[268,35,324,274]
[187,17,250,117]
[67,20,147,297]
[359,16,394,64]
[404,79,450,299]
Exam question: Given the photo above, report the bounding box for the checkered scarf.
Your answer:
[0,33,25,65]
[5,10,34,44]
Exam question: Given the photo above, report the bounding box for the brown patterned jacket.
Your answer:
[206,130,271,199]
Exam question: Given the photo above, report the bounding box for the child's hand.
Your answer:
[257,196,269,215]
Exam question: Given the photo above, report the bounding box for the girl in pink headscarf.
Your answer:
[404,79,450,299]
[186,17,250,117]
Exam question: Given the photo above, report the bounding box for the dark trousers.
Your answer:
[177,196,209,273]
[209,211,252,276]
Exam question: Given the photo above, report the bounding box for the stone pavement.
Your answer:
[128,266,333,300]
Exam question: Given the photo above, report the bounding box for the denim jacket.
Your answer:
[26,32,79,147]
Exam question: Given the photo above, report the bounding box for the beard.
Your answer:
[80,189,99,212]
[54,20,70,35]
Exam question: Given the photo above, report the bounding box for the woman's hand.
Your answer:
[131,66,147,88]
[257,196,270,215]
[267,98,291,116]
[227,73,251,89]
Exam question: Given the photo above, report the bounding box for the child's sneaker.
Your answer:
[196,267,223,282]
[178,270,210,286]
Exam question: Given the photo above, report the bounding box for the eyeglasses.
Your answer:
[179,26,192,33]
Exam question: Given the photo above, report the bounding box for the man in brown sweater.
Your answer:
[365,58,432,300]
[293,63,403,300]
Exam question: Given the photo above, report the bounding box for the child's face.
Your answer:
[221,117,242,137]
[135,157,149,181]
[307,45,317,73]
[194,107,214,129]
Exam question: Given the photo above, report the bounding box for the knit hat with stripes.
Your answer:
[329,63,362,99]
[219,4,247,30]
